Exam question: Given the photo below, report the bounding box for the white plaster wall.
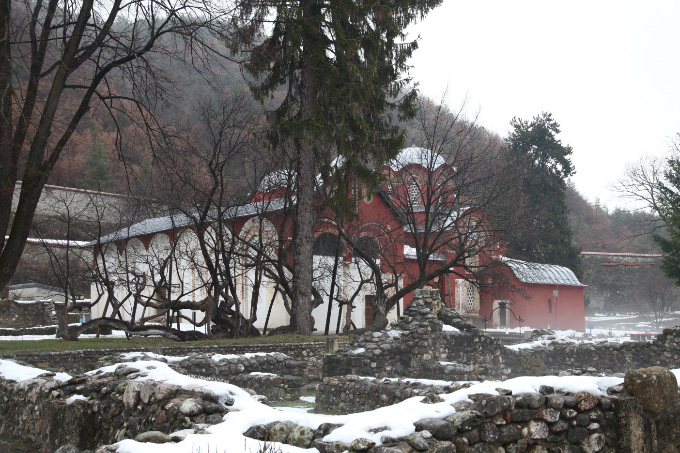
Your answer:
[89,226,399,332]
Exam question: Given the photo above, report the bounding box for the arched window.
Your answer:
[353,237,380,259]
[409,181,420,204]
[466,285,475,311]
[313,233,339,257]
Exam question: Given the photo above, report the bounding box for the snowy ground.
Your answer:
[483,311,680,344]
[0,355,648,453]
[585,311,680,333]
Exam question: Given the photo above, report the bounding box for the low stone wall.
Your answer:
[0,365,233,451]
[0,299,56,328]
[229,373,305,401]
[113,351,311,400]
[309,387,619,452]
[504,328,680,377]
[316,375,472,414]
[266,367,680,453]
[1,342,326,376]
[0,325,57,336]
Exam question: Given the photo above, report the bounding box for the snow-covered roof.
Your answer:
[502,257,584,286]
[403,244,444,261]
[257,170,296,193]
[5,236,89,247]
[388,146,447,170]
[88,196,293,246]
[581,251,662,258]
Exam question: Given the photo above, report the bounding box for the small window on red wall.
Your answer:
[548,298,552,313]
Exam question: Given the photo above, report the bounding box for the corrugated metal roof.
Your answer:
[88,196,293,246]
[501,257,584,286]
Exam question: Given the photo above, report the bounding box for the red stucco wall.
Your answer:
[480,267,586,331]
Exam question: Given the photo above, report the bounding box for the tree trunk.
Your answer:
[369,294,389,331]
[291,139,315,335]
[0,0,13,297]
[290,0,320,336]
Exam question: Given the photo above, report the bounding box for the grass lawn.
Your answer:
[0,334,331,354]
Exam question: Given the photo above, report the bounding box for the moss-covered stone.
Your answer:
[624,366,678,413]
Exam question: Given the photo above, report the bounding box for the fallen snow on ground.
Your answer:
[120,352,188,363]
[212,352,281,362]
[0,359,71,382]
[0,358,632,453]
[587,314,643,322]
[506,333,633,351]
[0,330,131,341]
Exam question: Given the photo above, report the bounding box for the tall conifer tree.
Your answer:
[231,0,442,334]
[652,157,680,285]
[506,112,583,278]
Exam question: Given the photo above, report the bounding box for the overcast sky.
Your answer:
[407,0,680,210]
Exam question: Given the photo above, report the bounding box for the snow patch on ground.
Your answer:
[120,352,188,363]
[0,359,71,382]
[211,352,281,362]
[442,325,461,333]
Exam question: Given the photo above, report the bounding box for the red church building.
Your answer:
[90,147,587,333]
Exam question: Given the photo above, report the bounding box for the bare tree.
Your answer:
[0,0,237,294]
[327,96,522,330]
[614,154,668,228]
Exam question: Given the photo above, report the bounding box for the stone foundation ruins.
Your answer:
[2,288,680,452]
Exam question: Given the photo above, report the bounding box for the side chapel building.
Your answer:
[90,147,586,332]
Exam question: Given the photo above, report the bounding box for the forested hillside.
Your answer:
[566,184,659,253]
[45,54,253,193]
[42,44,658,257]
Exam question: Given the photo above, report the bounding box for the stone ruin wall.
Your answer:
[318,289,680,415]
[311,374,680,453]
[504,329,680,377]
[0,364,235,450]
[1,341,325,376]
[6,289,680,451]
[0,299,57,329]
[323,288,504,383]
[4,346,680,452]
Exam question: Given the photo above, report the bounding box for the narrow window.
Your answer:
[409,181,420,204]
[466,286,475,311]
[548,298,552,313]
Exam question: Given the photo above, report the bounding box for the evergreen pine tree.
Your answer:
[506,112,583,278]
[83,141,114,191]
[231,0,442,334]
[652,157,680,285]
